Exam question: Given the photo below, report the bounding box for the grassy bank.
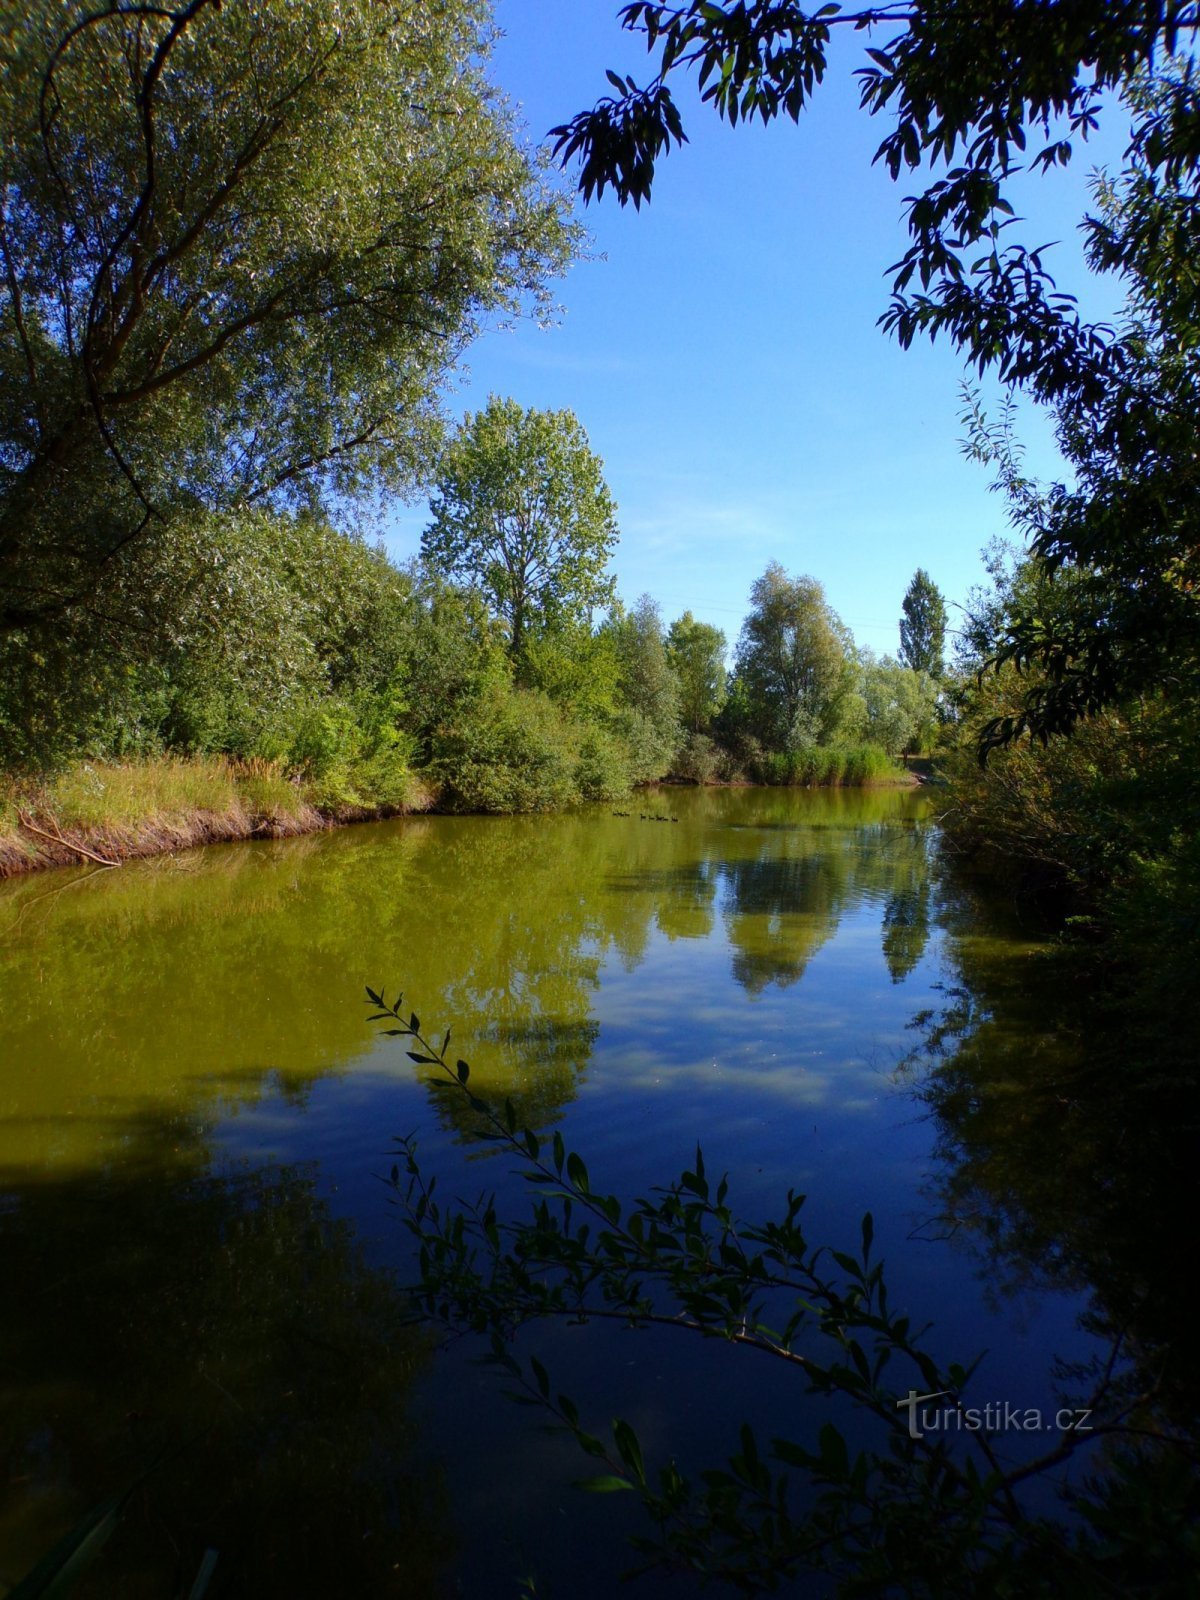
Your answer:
[0,743,912,879]
[0,756,434,877]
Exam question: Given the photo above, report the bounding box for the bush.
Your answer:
[436,687,583,814]
[670,732,721,784]
[613,706,677,785]
[574,726,633,802]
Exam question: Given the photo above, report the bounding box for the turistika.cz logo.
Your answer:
[896,1389,1094,1441]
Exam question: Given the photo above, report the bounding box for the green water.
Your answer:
[0,787,1177,1596]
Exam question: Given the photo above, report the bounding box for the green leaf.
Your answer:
[566,1152,590,1193]
[612,1418,645,1484]
[576,1474,634,1493]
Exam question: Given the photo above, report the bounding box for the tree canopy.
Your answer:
[898,569,946,678]
[667,610,727,732]
[609,593,682,778]
[553,1,1197,406]
[733,563,847,749]
[555,2,1200,751]
[421,397,619,671]
[0,0,578,640]
[965,69,1200,751]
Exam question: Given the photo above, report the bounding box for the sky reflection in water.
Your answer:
[0,787,1104,1597]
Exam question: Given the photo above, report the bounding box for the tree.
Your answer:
[609,592,682,779]
[963,69,1200,752]
[421,397,618,672]
[898,569,947,678]
[666,610,727,732]
[554,6,1200,754]
[553,2,1196,415]
[733,564,846,749]
[0,0,578,643]
[860,651,938,755]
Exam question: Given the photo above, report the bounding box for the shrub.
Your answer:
[436,687,582,814]
[574,726,633,802]
[671,732,721,784]
[613,707,677,785]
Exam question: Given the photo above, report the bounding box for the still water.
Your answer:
[0,787,1123,1595]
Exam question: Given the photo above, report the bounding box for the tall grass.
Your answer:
[0,751,437,876]
[235,757,312,822]
[757,744,901,787]
[45,756,240,829]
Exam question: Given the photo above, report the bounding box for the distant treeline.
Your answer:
[0,502,941,816]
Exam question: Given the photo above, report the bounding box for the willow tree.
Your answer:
[733,563,847,750]
[0,0,578,649]
[667,610,727,732]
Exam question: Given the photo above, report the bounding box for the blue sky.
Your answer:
[385,0,1131,660]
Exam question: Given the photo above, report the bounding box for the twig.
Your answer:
[17,812,119,868]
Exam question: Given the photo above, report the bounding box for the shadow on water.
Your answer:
[0,1108,450,1598]
[902,846,1200,1428]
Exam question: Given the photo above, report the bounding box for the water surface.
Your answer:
[0,788,1125,1595]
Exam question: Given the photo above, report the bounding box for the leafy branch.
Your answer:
[368,988,1184,1594]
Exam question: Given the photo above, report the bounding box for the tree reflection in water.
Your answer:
[0,1113,449,1598]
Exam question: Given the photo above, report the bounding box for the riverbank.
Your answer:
[0,749,917,879]
[0,756,435,878]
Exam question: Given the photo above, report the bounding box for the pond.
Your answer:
[0,787,1169,1596]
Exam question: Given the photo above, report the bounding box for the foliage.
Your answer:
[573,722,635,802]
[666,610,727,732]
[433,684,604,813]
[962,73,1200,751]
[0,0,578,648]
[898,570,947,679]
[558,9,1200,761]
[521,614,622,721]
[552,1,1194,403]
[608,593,682,781]
[732,563,848,750]
[422,397,619,672]
[371,991,1197,1596]
[753,743,897,788]
[670,730,722,784]
[859,652,939,756]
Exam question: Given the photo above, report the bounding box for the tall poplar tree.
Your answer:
[898,570,947,679]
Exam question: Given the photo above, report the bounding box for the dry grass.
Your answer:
[0,754,436,878]
[46,755,239,829]
[231,757,312,825]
